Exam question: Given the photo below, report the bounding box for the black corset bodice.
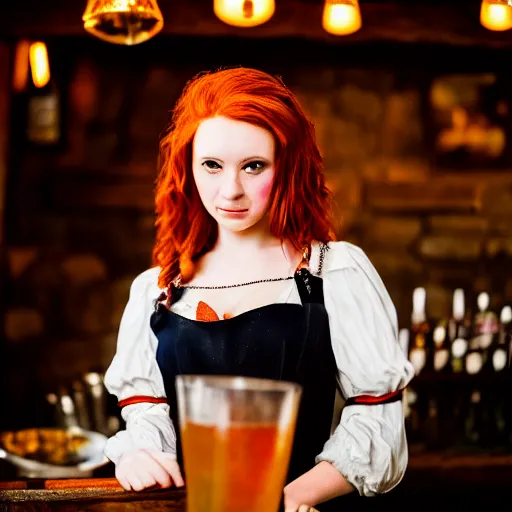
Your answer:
[150,269,344,510]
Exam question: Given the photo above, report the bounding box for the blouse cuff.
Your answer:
[315,401,408,497]
[104,403,177,465]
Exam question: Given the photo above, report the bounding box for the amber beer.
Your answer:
[176,376,302,512]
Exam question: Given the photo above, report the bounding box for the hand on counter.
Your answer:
[116,449,184,492]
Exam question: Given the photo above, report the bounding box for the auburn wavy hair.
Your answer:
[152,66,335,291]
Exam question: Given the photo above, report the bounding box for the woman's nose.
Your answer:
[220,170,244,201]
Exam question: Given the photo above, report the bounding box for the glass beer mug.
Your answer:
[176,375,302,512]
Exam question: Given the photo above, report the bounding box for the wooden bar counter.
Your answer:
[0,478,187,511]
[1,451,512,510]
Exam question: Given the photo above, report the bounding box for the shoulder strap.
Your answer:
[294,268,324,305]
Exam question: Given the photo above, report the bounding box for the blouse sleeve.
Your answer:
[315,242,415,497]
[103,267,177,465]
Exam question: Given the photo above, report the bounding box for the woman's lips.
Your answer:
[216,207,249,216]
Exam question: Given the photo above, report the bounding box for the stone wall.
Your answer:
[2,37,512,428]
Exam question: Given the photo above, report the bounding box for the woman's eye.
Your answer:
[243,161,266,174]
[202,160,222,172]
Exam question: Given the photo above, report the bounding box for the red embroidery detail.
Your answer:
[351,389,402,404]
[118,396,168,407]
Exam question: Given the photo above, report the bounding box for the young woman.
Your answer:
[103,66,414,511]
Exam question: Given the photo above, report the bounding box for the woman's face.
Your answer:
[192,116,275,234]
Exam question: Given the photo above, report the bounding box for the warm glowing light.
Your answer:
[322,0,362,36]
[12,40,30,93]
[214,0,275,27]
[82,0,164,45]
[29,42,50,88]
[480,0,512,31]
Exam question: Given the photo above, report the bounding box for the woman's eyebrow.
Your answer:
[199,155,270,165]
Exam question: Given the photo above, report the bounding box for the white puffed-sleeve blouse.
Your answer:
[103,241,414,497]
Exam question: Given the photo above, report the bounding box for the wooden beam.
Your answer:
[1,1,511,48]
